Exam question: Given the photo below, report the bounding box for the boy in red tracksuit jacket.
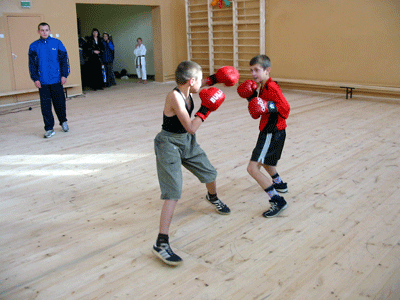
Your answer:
[237,55,291,218]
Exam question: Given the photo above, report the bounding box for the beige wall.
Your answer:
[1,0,399,104]
[266,0,400,87]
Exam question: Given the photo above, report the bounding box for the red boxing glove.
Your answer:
[195,87,225,121]
[248,97,268,119]
[206,66,240,87]
[248,97,278,119]
[237,80,258,101]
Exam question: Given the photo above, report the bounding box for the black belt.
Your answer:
[136,56,145,68]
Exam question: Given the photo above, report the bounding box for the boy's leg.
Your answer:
[263,165,277,177]
[205,181,216,194]
[153,199,183,266]
[249,129,288,217]
[205,181,230,215]
[153,133,184,265]
[263,165,288,193]
[247,161,273,189]
[159,200,178,235]
[247,161,287,218]
[261,130,288,193]
[181,134,230,215]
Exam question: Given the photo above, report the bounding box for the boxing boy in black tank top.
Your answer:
[152,61,231,266]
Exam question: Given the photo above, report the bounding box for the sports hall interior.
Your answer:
[1,1,399,299]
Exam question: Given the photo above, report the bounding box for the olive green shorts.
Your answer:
[154,130,217,200]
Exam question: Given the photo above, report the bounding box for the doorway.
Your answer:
[76,4,155,80]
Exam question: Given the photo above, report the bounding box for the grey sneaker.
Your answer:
[44,130,55,138]
[206,194,231,215]
[61,122,69,132]
[153,243,183,266]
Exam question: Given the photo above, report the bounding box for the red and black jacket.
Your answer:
[258,78,290,132]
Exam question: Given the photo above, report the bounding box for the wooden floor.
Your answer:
[1,79,400,300]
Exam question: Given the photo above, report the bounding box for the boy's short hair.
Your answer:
[38,22,50,30]
[175,61,202,85]
[250,55,271,70]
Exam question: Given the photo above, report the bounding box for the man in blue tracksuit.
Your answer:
[29,22,70,138]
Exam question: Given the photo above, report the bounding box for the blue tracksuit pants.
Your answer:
[39,83,67,131]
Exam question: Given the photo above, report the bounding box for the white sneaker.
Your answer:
[61,122,69,132]
[44,130,55,138]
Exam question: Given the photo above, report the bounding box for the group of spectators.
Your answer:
[79,28,148,90]
[79,28,116,90]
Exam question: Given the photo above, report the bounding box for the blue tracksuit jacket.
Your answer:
[29,36,70,85]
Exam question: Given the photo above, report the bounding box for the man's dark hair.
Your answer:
[38,22,50,30]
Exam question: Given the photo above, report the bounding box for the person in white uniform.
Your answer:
[134,37,147,84]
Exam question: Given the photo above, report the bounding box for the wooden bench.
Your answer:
[339,86,355,99]
[273,78,400,99]
[0,84,80,99]
[63,84,80,98]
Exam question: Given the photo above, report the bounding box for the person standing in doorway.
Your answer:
[29,22,70,138]
[102,32,116,87]
[85,28,104,90]
[78,34,87,88]
[134,37,147,84]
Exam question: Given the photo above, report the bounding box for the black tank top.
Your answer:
[162,87,194,133]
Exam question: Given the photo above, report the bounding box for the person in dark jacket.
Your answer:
[29,22,70,138]
[78,34,87,88]
[102,33,116,87]
[84,28,104,90]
